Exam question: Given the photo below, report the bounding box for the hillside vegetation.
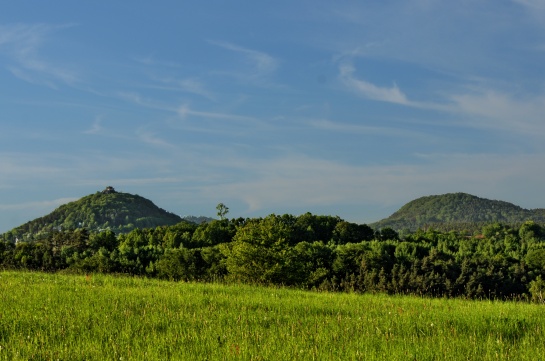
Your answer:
[6,187,181,240]
[372,193,545,232]
[3,191,545,301]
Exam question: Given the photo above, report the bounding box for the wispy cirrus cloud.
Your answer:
[175,103,269,135]
[338,61,545,137]
[0,23,79,87]
[0,198,77,212]
[116,91,266,135]
[172,78,215,100]
[0,153,65,184]
[117,91,174,112]
[147,75,216,101]
[338,62,449,111]
[210,40,279,75]
[448,87,545,135]
[177,103,257,123]
[208,40,281,86]
[338,62,409,105]
[0,23,46,52]
[136,127,177,150]
[84,116,104,135]
[512,0,545,10]
[307,118,433,140]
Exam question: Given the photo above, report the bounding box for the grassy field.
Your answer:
[0,271,543,360]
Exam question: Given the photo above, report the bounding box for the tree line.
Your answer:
[2,211,545,302]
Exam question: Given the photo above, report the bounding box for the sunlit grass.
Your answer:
[0,271,543,360]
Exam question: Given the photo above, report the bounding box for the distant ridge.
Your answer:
[181,215,215,224]
[3,187,184,241]
[371,193,545,232]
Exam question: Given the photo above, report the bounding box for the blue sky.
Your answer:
[1,0,545,232]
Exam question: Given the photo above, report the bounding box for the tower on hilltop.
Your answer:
[102,186,117,194]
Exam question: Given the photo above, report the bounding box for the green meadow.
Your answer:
[0,271,543,360]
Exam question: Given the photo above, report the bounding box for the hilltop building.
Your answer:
[102,186,117,194]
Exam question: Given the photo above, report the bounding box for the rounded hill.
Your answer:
[371,193,545,232]
[6,187,182,241]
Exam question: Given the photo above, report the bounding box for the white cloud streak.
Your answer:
[207,40,281,87]
[171,103,273,136]
[307,118,433,140]
[449,88,545,135]
[149,76,216,101]
[0,198,77,212]
[210,40,279,76]
[338,61,545,137]
[513,0,545,9]
[339,63,409,105]
[177,103,258,123]
[0,23,79,87]
[84,116,103,135]
[136,128,177,150]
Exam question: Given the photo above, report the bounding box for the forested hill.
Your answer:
[371,193,545,232]
[3,187,183,241]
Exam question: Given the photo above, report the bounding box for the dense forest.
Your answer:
[2,210,545,302]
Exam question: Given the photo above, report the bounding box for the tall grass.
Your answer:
[0,271,543,360]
